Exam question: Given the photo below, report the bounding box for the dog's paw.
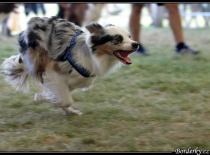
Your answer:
[34,93,43,103]
[62,107,83,116]
[70,109,83,116]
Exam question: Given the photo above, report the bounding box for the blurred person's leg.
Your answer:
[164,3,184,44]
[0,3,18,37]
[83,3,105,25]
[129,3,148,55]
[40,3,46,15]
[57,3,68,19]
[129,4,142,43]
[29,3,38,16]
[164,3,199,54]
[2,18,12,37]
[24,3,31,16]
[66,3,89,27]
[37,3,46,16]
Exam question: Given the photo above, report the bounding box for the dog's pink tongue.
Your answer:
[121,51,132,64]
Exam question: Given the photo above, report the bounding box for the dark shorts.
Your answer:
[132,3,164,7]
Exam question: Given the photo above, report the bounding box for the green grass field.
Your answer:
[0,27,210,151]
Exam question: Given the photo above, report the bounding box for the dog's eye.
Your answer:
[129,35,131,38]
[113,35,123,43]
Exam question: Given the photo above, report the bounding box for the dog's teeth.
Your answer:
[117,53,123,59]
[116,52,127,61]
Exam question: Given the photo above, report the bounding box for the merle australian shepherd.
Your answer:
[1,16,139,116]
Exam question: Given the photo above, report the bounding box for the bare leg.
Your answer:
[165,3,199,54]
[164,3,184,44]
[129,4,143,43]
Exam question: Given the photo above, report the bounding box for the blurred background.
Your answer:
[1,3,210,36]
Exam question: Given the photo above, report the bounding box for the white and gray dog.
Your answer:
[1,16,139,115]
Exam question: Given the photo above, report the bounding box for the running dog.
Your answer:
[1,16,139,115]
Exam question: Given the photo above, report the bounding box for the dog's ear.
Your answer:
[85,23,104,34]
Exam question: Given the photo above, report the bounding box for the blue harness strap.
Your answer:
[60,31,95,78]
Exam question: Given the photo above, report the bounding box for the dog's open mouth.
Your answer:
[113,50,135,65]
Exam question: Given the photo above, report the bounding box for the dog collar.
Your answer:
[60,30,95,78]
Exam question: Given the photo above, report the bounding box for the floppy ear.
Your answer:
[85,22,104,34]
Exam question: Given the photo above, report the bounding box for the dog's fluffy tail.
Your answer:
[1,54,29,93]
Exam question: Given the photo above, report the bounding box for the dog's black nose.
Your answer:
[132,43,139,49]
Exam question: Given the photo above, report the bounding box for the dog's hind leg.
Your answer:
[59,93,83,116]
[40,71,82,116]
[62,94,82,116]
